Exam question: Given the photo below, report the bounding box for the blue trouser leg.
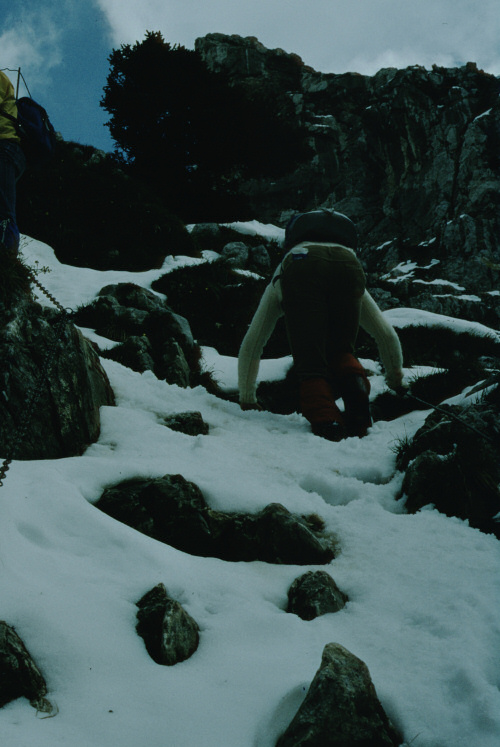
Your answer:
[0,140,26,252]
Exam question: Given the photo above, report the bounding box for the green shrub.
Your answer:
[17,140,198,271]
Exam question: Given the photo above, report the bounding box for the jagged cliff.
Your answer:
[196,34,500,300]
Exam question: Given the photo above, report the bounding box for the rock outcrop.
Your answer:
[0,621,49,710]
[96,473,337,564]
[397,382,500,536]
[0,293,114,460]
[74,282,198,387]
[196,34,500,303]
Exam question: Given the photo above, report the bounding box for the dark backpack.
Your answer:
[0,96,57,169]
[284,209,358,251]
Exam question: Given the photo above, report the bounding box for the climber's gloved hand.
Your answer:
[386,369,409,398]
[394,384,410,398]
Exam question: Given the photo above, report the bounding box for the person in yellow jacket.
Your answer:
[0,70,26,254]
[238,209,405,441]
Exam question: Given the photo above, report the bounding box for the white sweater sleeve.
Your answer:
[238,283,284,403]
[359,291,404,388]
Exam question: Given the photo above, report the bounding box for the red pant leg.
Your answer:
[299,377,344,425]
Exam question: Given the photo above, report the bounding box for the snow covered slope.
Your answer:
[0,236,498,747]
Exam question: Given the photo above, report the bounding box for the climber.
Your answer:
[238,209,405,441]
[0,70,26,255]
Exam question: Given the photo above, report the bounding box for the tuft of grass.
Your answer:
[0,252,33,306]
[390,431,413,460]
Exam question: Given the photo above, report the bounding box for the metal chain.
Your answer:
[26,269,70,315]
[0,275,73,486]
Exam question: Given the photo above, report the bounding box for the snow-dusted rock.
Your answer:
[136,584,199,666]
[97,475,337,564]
[221,241,250,268]
[277,643,401,747]
[0,295,114,460]
[163,411,210,436]
[287,570,348,621]
[0,621,48,709]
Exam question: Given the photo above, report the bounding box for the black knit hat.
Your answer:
[284,209,358,251]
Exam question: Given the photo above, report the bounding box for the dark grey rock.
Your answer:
[104,335,156,374]
[221,241,249,268]
[277,642,401,747]
[249,244,271,273]
[169,311,195,350]
[287,570,348,620]
[156,340,191,387]
[163,411,209,436]
[209,503,337,565]
[78,294,149,336]
[98,282,165,314]
[80,283,195,351]
[77,281,199,385]
[103,334,191,387]
[0,621,48,709]
[397,394,500,536]
[145,307,195,353]
[136,584,199,666]
[97,474,213,555]
[96,476,337,564]
[0,298,114,460]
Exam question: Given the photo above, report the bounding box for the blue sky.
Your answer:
[2,0,499,153]
[2,2,114,151]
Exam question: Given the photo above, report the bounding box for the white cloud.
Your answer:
[1,9,62,92]
[94,0,500,76]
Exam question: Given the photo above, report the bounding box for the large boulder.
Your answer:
[277,643,401,747]
[74,282,198,388]
[0,294,114,460]
[397,396,500,536]
[96,474,337,564]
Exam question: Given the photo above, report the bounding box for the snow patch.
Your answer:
[0,235,498,747]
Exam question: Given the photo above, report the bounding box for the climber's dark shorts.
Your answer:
[280,244,366,381]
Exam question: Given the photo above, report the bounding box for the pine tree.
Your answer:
[101,31,308,220]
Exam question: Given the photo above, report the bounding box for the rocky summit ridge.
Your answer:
[196,34,500,305]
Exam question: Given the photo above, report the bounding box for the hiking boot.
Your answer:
[312,421,347,442]
[341,374,372,438]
